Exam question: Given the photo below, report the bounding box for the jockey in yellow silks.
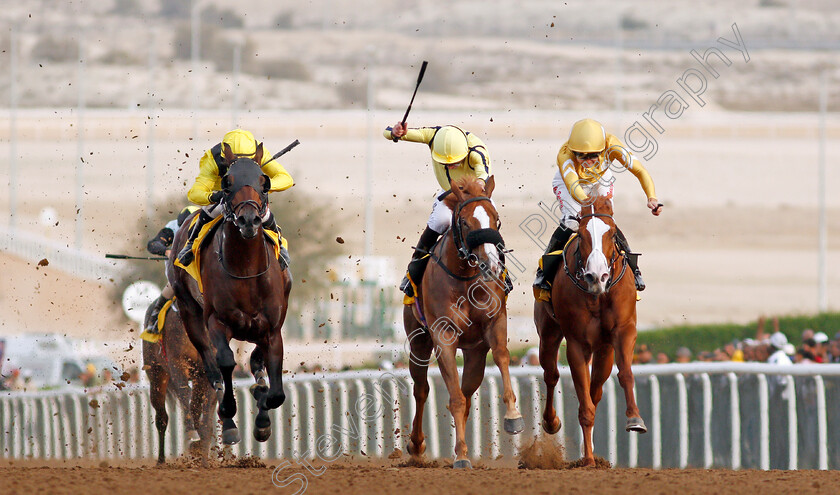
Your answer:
[177,129,294,266]
[533,118,663,292]
[384,122,510,296]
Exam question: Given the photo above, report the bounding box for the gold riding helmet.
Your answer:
[222,129,258,157]
[567,119,607,154]
[431,126,469,164]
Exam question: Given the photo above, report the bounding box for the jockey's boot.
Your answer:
[533,224,573,291]
[144,295,168,334]
[263,213,290,269]
[400,227,440,297]
[615,227,645,291]
[177,210,213,266]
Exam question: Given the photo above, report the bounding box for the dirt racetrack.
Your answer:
[3,458,840,495]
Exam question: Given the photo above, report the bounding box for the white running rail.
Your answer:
[2,363,839,469]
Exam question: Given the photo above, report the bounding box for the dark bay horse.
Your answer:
[404,176,523,469]
[142,300,215,463]
[168,143,292,445]
[535,195,646,467]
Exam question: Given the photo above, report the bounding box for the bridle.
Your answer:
[216,158,272,279]
[562,212,627,294]
[429,195,506,282]
[451,196,504,260]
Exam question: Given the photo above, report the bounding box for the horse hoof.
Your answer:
[626,417,647,433]
[254,426,271,443]
[186,429,200,442]
[407,441,425,457]
[542,416,561,435]
[504,417,525,435]
[222,427,241,445]
[453,459,472,469]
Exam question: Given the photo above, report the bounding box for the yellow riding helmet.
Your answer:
[567,119,607,154]
[431,126,469,164]
[222,129,257,157]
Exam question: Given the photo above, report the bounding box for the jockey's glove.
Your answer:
[209,190,225,204]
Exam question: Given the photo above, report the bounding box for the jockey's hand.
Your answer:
[209,190,224,204]
[391,122,407,139]
[165,249,171,257]
[648,198,663,216]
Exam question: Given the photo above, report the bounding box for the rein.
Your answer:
[428,194,505,282]
[217,228,272,280]
[562,213,628,295]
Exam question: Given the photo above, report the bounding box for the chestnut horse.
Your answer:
[168,143,292,445]
[142,300,215,463]
[535,195,646,467]
[404,176,523,469]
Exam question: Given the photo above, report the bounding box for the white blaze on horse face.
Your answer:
[584,217,610,293]
[473,205,501,276]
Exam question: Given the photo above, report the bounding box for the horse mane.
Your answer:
[588,195,614,216]
[443,178,486,210]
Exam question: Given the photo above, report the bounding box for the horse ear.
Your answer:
[254,142,264,164]
[222,142,235,164]
[483,176,495,197]
[450,179,465,202]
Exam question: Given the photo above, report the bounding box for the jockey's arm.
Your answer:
[260,151,295,193]
[383,126,438,144]
[147,227,174,256]
[557,149,589,204]
[604,138,657,201]
[187,150,221,205]
[467,134,491,183]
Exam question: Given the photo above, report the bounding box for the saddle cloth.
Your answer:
[174,215,287,292]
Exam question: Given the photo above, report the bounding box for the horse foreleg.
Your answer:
[405,308,433,458]
[567,339,596,467]
[147,363,169,464]
[168,363,198,442]
[488,319,524,435]
[536,302,562,435]
[259,332,286,411]
[178,296,223,391]
[189,375,217,461]
[460,346,489,424]
[613,324,646,433]
[436,341,470,468]
[208,316,239,445]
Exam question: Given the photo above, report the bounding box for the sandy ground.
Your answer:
[2,459,840,495]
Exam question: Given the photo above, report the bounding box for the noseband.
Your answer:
[563,212,627,294]
[451,196,504,260]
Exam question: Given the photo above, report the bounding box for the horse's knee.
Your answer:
[449,395,467,415]
[543,368,559,387]
[617,369,635,388]
[578,406,595,428]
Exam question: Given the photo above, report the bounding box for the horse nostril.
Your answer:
[584,273,595,284]
[601,273,609,283]
[253,217,261,226]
